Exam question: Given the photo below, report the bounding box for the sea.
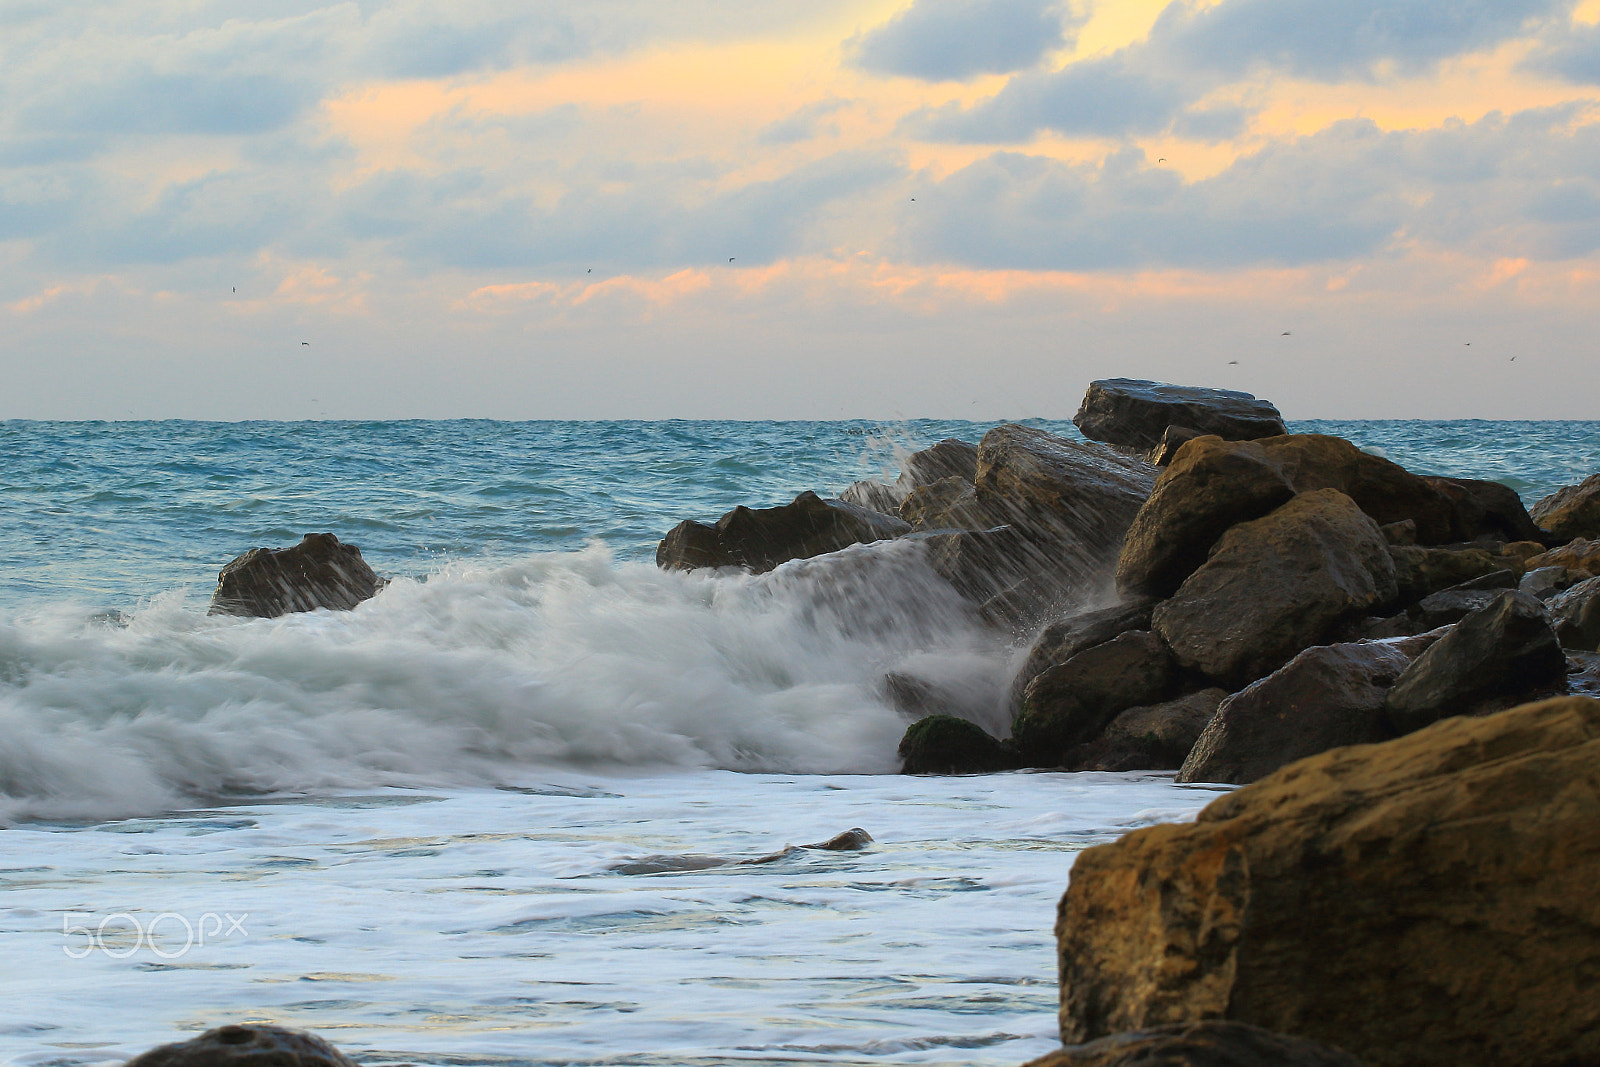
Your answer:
[2,418,1597,1067]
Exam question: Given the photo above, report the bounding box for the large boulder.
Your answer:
[1055,695,1600,1067]
[1118,435,1455,600]
[1026,1021,1365,1067]
[1013,631,1174,762]
[1383,590,1567,735]
[898,714,1017,774]
[126,1025,356,1067]
[1550,575,1600,650]
[1530,472,1600,541]
[208,533,383,618]
[837,479,903,516]
[975,423,1156,543]
[1525,536,1600,576]
[1091,688,1229,771]
[899,476,989,531]
[1072,379,1287,452]
[1153,490,1398,687]
[898,437,979,490]
[1387,544,1509,602]
[1423,476,1546,543]
[1008,600,1157,712]
[656,491,910,573]
[1177,635,1439,785]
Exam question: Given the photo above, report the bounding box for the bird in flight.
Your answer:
[587,268,592,273]
[1227,360,1239,365]
[302,341,309,345]
[1158,158,1166,163]
[1281,331,1291,336]
[729,257,735,262]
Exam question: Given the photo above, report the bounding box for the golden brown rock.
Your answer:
[1525,536,1600,578]
[1056,695,1600,1067]
[1530,472,1600,541]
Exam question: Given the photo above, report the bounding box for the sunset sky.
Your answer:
[4,0,1599,420]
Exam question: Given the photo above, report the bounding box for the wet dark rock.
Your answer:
[1520,564,1585,599]
[208,533,383,618]
[898,714,1017,774]
[1146,425,1206,466]
[899,476,989,531]
[1026,1021,1366,1067]
[1423,475,1546,543]
[803,827,873,850]
[1383,590,1567,734]
[656,490,910,573]
[898,437,979,490]
[1058,696,1600,1067]
[1378,518,1416,545]
[1013,631,1174,762]
[1387,544,1506,602]
[125,1024,356,1067]
[837,479,903,516]
[1410,587,1503,629]
[1154,490,1398,687]
[1177,636,1441,785]
[1091,689,1228,771]
[1118,434,1454,601]
[1530,472,1600,541]
[880,670,992,721]
[1073,379,1287,452]
[1007,600,1158,713]
[975,423,1156,547]
[1550,575,1600,651]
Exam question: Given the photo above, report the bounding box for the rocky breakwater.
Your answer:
[1073,377,1287,464]
[1047,694,1600,1067]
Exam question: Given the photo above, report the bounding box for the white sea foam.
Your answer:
[0,541,1008,824]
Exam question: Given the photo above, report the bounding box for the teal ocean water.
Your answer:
[0,418,1595,1066]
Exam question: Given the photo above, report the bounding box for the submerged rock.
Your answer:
[1027,1020,1366,1067]
[656,490,910,573]
[1530,472,1600,541]
[1056,695,1600,1067]
[208,533,383,618]
[1073,379,1287,452]
[1153,490,1398,687]
[125,1024,356,1067]
[1383,590,1567,734]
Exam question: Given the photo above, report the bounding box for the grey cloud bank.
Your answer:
[848,0,1081,80]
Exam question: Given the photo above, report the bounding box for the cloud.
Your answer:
[1147,0,1564,81]
[848,0,1080,81]
[758,99,850,145]
[1523,20,1600,84]
[901,105,1600,269]
[901,53,1191,140]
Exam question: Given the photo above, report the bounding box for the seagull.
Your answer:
[1465,342,1471,346]
[1510,356,1517,361]
[1227,360,1239,365]
[302,341,309,345]
[232,287,236,293]
[1281,331,1291,336]
[1158,158,1166,163]
[729,257,735,262]
[587,268,592,273]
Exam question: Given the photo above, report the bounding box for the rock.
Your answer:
[1377,519,1416,545]
[1423,476,1546,543]
[1118,434,1455,600]
[208,533,383,618]
[1387,544,1505,602]
[837,479,903,516]
[920,526,1047,615]
[1549,575,1600,651]
[1013,631,1174,762]
[897,437,979,491]
[1153,490,1398,687]
[1519,564,1584,599]
[1409,587,1502,629]
[803,827,873,850]
[1383,590,1567,734]
[1146,425,1206,466]
[899,476,989,530]
[125,1024,356,1067]
[656,490,910,573]
[1073,379,1287,452]
[898,714,1017,774]
[1530,472,1600,541]
[1026,1021,1366,1067]
[1502,539,1547,563]
[1525,536,1600,577]
[975,423,1156,548]
[1056,695,1600,1067]
[1093,689,1229,771]
[1177,638,1436,785]
[1008,600,1158,712]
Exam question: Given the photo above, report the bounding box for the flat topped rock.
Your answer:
[1074,379,1287,452]
[656,490,910,573]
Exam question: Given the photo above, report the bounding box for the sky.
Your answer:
[3,0,1600,420]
